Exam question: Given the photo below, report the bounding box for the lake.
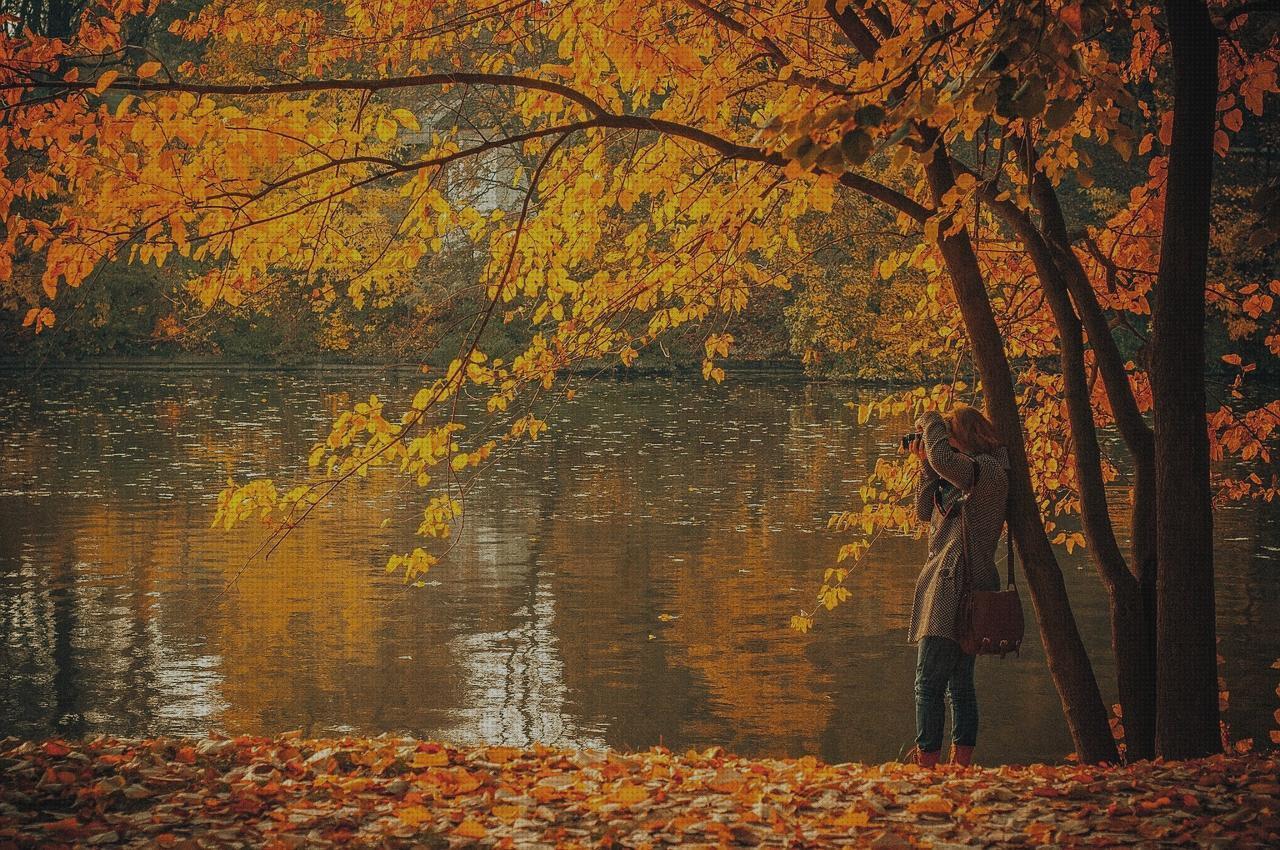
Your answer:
[1,368,1276,764]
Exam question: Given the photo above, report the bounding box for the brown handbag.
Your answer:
[955,467,1025,658]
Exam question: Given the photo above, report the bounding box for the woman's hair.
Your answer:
[945,405,1002,455]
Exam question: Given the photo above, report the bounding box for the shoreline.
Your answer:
[0,358,951,390]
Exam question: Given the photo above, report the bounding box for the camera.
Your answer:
[899,432,921,451]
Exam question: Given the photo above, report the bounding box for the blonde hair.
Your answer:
[945,405,1002,455]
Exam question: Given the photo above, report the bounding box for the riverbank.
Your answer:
[1,737,1276,849]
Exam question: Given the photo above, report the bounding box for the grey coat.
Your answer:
[909,410,1009,644]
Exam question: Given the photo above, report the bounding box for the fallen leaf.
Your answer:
[396,805,432,826]
[907,795,953,815]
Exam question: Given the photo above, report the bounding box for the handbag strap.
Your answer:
[1005,504,1017,590]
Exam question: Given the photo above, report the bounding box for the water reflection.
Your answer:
[0,368,1276,764]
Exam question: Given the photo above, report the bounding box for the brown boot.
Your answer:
[950,745,974,767]
[915,748,941,769]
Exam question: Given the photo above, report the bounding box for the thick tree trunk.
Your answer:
[922,140,1118,763]
[1151,0,1220,760]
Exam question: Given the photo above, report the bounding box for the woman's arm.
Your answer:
[913,439,941,521]
[915,410,976,490]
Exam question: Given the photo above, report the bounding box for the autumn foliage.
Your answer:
[3,0,1279,761]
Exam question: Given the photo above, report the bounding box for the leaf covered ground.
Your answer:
[0,736,1277,849]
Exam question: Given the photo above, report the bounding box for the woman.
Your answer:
[906,405,1008,768]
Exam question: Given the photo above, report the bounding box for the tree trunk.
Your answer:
[922,138,1118,763]
[1152,0,1220,760]
[1006,154,1159,760]
[993,197,1156,761]
[1048,234,1159,762]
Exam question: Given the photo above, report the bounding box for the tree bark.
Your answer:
[921,137,1119,763]
[1152,0,1221,760]
[995,199,1157,760]
[1024,165,1158,598]
[1030,191,1159,762]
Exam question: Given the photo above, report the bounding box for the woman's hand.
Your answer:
[911,435,926,462]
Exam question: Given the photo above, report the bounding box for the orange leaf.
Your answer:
[1061,3,1083,35]
[611,784,649,805]
[452,819,487,839]
[93,70,119,95]
[832,809,871,828]
[396,805,431,827]
[483,746,519,764]
[412,750,449,768]
[706,769,745,794]
[907,796,954,815]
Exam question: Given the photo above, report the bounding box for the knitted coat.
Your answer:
[909,410,1009,645]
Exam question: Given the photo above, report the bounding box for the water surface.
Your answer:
[1,368,1276,764]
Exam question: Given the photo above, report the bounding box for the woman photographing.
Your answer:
[905,405,1009,768]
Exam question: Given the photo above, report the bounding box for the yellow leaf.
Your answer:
[452,819,487,839]
[611,784,649,805]
[832,809,871,828]
[392,108,420,131]
[375,117,397,142]
[396,805,431,826]
[137,62,162,79]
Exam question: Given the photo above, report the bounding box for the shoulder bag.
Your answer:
[955,462,1025,657]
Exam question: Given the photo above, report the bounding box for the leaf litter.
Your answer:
[0,736,1276,848]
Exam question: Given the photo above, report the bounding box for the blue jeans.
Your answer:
[915,636,978,753]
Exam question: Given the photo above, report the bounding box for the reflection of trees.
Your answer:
[529,377,935,756]
[0,520,89,738]
[1,370,1277,762]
